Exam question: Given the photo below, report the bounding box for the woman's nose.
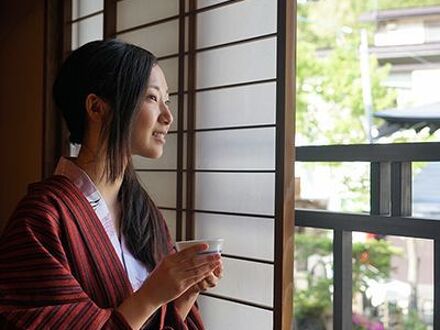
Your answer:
[160,102,173,126]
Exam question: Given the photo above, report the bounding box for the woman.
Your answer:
[0,40,222,329]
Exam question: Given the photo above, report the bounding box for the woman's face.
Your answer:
[131,65,173,158]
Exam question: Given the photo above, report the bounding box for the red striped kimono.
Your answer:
[0,176,205,329]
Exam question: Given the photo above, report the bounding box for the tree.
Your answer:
[296,0,400,145]
[294,232,401,328]
[295,0,437,213]
[296,0,439,144]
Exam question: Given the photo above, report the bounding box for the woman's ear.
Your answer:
[85,93,110,123]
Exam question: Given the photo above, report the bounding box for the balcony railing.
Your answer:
[295,141,440,329]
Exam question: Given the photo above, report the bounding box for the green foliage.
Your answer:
[296,0,436,145]
[352,238,402,292]
[294,232,401,319]
[296,0,437,212]
[296,34,397,145]
[403,310,428,330]
[295,230,332,263]
[295,278,333,319]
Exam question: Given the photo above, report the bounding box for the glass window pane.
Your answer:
[117,0,178,32]
[117,20,179,57]
[294,228,333,330]
[194,213,274,261]
[198,296,273,330]
[138,172,176,208]
[71,14,103,50]
[209,258,273,306]
[352,232,433,329]
[196,37,276,89]
[295,162,370,213]
[196,82,276,129]
[197,0,276,48]
[72,0,103,20]
[195,128,275,170]
[413,161,440,220]
[195,173,274,216]
[296,1,440,145]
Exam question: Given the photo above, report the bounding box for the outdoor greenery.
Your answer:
[296,0,440,145]
[297,0,440,145]
[296,0,438,213]
[294,232,401,328]
[294,0,437,328]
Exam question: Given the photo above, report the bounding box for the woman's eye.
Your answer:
[147,94,158,102]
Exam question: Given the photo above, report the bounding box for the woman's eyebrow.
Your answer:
[147,84,168,94]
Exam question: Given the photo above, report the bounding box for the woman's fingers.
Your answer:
[213,263,223,278]
[203,274,217,287]
[172,243,209,261]
[186,259,221,277]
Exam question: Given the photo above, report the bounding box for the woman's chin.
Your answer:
[134,149,163,159]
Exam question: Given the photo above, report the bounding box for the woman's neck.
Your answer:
[73,144,124,209]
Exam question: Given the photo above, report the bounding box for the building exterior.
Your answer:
[360,6,440,106]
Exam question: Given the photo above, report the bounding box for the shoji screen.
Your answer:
[190,2,295,328]
[67,0,295,328]
[65,0,105,156]
[116,0,183,241]
[71,0,104,50]
[192,1,277,329]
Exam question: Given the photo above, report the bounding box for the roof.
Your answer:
[360,6,440,22]
[374,102,440,137]
[413,162,440,205]
[370,42,440,66]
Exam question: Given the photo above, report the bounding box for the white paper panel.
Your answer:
[197,37,276,89]
[117,0,179,32]
[132,133,177,170]
[168,94,179,132]
[137,172,176,208]
[197,0,276,48]
[196,82,276,129]
[209,258,273,306]
[194,213,274,261]
[117,20,178,57]
[71,15,103,50]
[167,94,187,132]
[72,0,103,20]
[198,296,273,330]
[195,128,275,170]
[157,57,179,93]
[160,209,177,241]
[195,173,274,215]
[196,0,225,9]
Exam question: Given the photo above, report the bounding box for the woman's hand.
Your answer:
[193,262,223,293]
[117,244,221,329]
[141,244,221,307]
[173,258,224,320]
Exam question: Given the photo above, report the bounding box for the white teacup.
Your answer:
[175,239,224,255]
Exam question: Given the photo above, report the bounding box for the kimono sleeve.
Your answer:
[0,210,131,330]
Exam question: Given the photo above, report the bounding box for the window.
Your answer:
[297,1,440,329]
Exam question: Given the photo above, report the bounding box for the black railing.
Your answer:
[295,142,440,330]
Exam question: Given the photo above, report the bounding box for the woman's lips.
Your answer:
[153,131,166,144]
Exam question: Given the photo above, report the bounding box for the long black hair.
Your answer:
[53,39,170,270]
